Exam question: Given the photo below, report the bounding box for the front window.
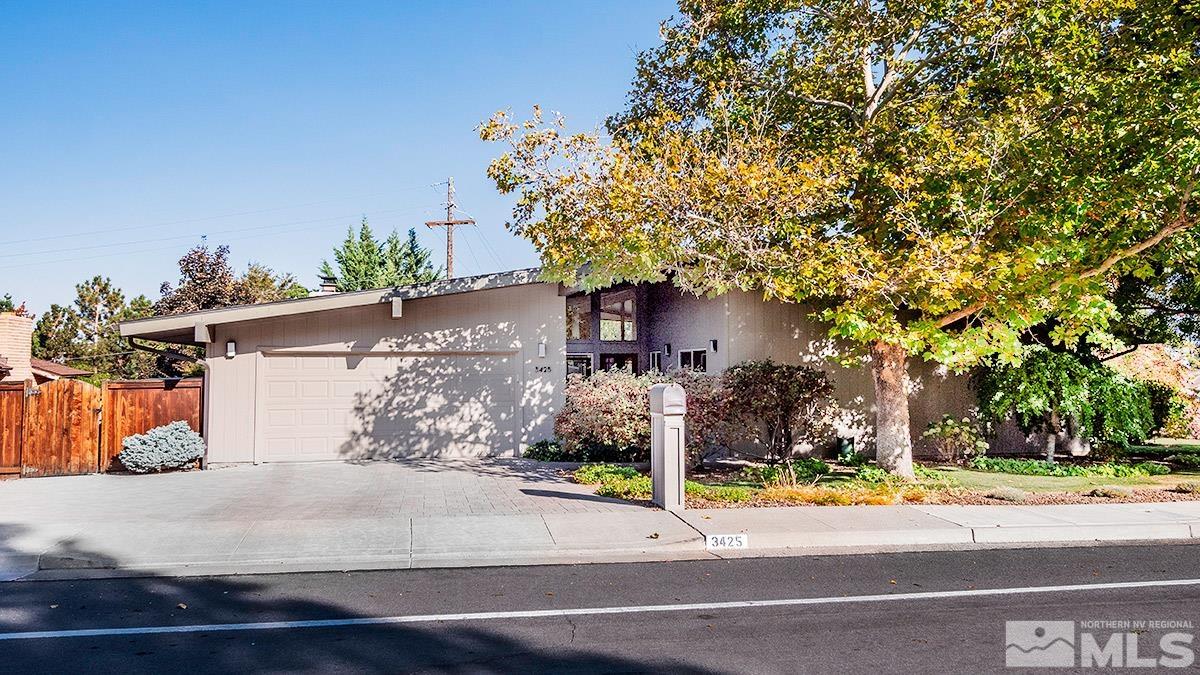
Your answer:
[680,349,707,372]
[599,290,636,342]
[650,351,662,372]
[600,353,638,374]
[566,296,591,341]
[567,354,593,378]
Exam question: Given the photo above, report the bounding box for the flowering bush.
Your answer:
[554,368,730,463]
[921,415,988,463]
[555,370,661,461]
[117,421,205,474]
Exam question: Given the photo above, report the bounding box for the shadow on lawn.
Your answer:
[0,523,715,673]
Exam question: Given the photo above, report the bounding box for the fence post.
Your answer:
[650,383,686,511]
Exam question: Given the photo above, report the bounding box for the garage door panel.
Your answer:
[260,353,517,461]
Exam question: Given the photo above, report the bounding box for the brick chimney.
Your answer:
[0,312,34,383]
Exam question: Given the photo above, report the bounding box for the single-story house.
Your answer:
[119,268,972,465]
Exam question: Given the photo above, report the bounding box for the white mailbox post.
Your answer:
[649,383,686,511]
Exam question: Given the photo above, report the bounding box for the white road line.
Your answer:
[3,577,1199,641]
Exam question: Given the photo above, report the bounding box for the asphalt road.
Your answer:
[1,543,1199,673]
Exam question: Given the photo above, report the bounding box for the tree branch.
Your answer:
[936,176,1199,329]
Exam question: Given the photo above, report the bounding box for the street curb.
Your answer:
[18,522,1200,581]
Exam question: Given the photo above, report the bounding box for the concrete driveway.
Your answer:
[0,460,699,580]
[0,459,641,524]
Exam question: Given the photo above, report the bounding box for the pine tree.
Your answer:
[321,220,440,291]
[396,227,441,284]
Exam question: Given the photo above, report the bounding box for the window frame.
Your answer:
[679,348,707,372]
[566,353,594,379]
[566,295,592,342]
[649,351,662,372]
[598,289,637,342]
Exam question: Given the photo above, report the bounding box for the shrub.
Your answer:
[556,370,659,461]
[985,486,1029,503]
[968,456,1169,478]
[853,465,893,484]
[524,439,568,462]
[837,447,870,467]
[1174,481,1200,494]
[1087,486,1133,499]
[573,463,641,485]
[739,458,831,486]
[722,359,835,464]
[1174,454,1200,470]
[593,474,653,500]
[117,421,205,474]
[921,415,988,463]
[1143,381,1192,438]
[554,369,728,463]
[758,483,927,506]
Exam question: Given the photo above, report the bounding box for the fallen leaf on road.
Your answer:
[49,605,58,609]
[177,603,188,610]
[889,580,897,585]
[647,532,660,539]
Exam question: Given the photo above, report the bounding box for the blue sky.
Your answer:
[0,1,675,313]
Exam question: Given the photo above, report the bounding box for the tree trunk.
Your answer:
[870,341,914,478]
[1044,431,1057,463]
[1045,410,1061,463]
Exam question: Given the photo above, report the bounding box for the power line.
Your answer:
[5,206,438,270]
[6,204,439,260]
[0,185,435,247]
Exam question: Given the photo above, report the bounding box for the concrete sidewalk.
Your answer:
[5,500,1200,580]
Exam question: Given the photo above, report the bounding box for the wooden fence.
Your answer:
[101,379,203,471]
[0,377,202,478]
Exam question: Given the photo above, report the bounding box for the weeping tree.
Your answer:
[481,0,1200,477]
[976,348,1155,460]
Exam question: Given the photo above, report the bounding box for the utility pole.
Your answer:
[424,177,474,279]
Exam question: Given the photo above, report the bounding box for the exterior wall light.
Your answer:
[710,339,718,352]
[226,341,236,359]
[537,341,547,358]
[664,343,672,356]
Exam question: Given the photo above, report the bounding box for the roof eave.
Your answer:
[119,268,545,344]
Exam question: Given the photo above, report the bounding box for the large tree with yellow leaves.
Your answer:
[482,0,1200,477]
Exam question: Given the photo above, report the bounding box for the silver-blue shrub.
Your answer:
[118,421,205,474]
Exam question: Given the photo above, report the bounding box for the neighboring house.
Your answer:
[30,358,90,384]
[119,268,972,465]
[0,312,91,385]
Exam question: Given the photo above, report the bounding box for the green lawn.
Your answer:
[937,466,1200,493]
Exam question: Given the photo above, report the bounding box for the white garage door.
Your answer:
[258,353,518,462]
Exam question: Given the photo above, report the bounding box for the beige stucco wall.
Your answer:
[725,290,973,456]
[203,283,565,464]
[0,313,34,383]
